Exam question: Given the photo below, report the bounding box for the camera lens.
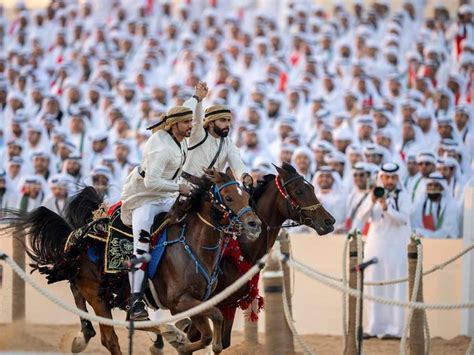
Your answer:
[373,187,385,198]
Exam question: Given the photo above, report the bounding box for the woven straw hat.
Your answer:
[163,106,193,131]
[204,104,232,127]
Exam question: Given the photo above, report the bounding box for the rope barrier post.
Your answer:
[243,308,258,344]
[345,233,358,355]
[11,225,26,321]
[408,238,425,355]
[263,247,293,354]
[280,230,293,317]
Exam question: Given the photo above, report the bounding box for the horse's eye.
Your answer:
[225,196,233,202]
[295,190,303,195]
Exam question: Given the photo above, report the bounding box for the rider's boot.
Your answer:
[130,292,149,321]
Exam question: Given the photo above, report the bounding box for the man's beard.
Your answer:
[68,169,80,177]
[214,126,229,137]
[428,193,442,201]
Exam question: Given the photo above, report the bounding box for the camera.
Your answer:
[373,186,386,198]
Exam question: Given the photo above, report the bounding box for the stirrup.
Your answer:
[130,295,149,321]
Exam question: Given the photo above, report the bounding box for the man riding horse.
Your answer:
[182,97,253,188]
[120,82,208,321]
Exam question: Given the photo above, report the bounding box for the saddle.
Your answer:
[65,203,171,274]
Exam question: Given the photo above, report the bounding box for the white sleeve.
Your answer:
[226,142,249,179]
[383,192,411,226]
[184,97,206,146]
[357,195,376,222]
[144,145,180,193]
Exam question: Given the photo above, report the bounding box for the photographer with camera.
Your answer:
[358,162,412,339]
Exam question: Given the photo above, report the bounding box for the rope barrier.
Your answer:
[340,234,351,354]
[280,257,316,355]
[354,232,363,353]
[276,254,474,310]
[466,337,474,355]
[0,249,268,328]
[300,241,474,286]
[423,306,431,354]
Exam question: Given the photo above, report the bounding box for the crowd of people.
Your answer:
[0,0,472,238]
[0,0,473,340]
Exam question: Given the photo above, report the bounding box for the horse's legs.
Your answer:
[174,296,223,354]
[221,314,235,349]
[69,283,96,353]
[80,285,122,355]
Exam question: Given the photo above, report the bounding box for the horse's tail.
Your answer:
[65,186,103,229]
[0,207,72,272]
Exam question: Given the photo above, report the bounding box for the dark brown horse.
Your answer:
[182,163,336,349]
[1,169,261,354]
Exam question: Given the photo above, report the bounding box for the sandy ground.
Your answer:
[0,322,471,354]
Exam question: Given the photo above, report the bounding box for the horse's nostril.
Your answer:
[248,221,257,228]
[324,218,334,226]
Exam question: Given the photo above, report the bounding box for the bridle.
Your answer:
[200,180,254,233]
[274,174,322,226]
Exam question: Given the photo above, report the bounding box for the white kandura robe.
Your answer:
[183,99,248,180]
[358,189,412,337]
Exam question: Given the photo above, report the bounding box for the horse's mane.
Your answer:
[171,173,232,221]
[252,163,298,202]
[252,174,275,202]
[64,186,103,229]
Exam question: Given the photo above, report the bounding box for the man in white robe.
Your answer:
[358,162,411,339]
[411,151,437,202]
[183,99,252,186]
[345,162,372,234]
[120,104,194,321]
[411,172,460,239]
[42,174,69,217]
[312,167,346,232]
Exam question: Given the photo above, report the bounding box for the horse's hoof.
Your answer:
[149,344,164,355]
[212,344,223,354]
[71,332,88,353]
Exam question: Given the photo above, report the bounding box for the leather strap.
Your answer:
[181,171,202,185]
[189,129,208,150]
[208,137,224,169]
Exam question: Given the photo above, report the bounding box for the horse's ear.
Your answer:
[272,163,287,177]
[203,168,216,183]
[226,167,236,181]
[213,168,223,183]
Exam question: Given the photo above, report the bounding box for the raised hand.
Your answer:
[194,81,209,102]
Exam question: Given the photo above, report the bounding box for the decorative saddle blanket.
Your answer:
[66,203,169,276]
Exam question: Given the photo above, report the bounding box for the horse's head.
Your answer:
[274,163,335,235]
[205,168,261,241]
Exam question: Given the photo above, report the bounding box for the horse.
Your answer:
[1,169,262,355]
[181,163,336,350]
